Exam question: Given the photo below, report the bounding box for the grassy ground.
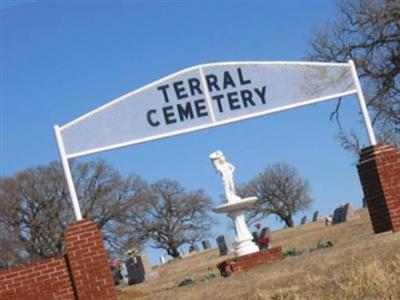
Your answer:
[118,209,400,300]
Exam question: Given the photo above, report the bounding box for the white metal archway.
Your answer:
[54,60,376,220]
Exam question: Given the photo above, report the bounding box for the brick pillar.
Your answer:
[65,220,117,300]
[357,143,400,234]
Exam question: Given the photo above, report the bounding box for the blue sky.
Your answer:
[1,1,370,265]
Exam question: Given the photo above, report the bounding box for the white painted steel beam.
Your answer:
[54,125,82,220]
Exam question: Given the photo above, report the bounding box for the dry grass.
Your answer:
[118,209,400,300]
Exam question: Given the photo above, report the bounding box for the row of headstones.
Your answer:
[113,255,159,286]
[123,227,273,285]
[300,210,320,225]
[127,204,357,285]
[160,230,269,264]
[299,203,357,226]
[188,240,213,253]
[331,203,357,224]
[158,238,219,265]
[126,226,273,284]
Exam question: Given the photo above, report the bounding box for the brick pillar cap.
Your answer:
[64,219,98,235]
[359,143,397,161]
[360,143,395,154]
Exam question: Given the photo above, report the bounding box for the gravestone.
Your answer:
[332,206,342,224]
[300,216,307,225]
[189,243,201,252]
[216,235,231,256]
[159,255,165,265]
[260,227,271,239]
[362,197,366,208]
[312,211,319,222]
[332,203,357,225]
[125,255,158,285]
[202,240,212,250]
[342,203,356,220]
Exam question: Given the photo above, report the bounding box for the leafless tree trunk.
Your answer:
[238,163,313,228]
[126,179,214,258]
[307,0,400,152]
[0,160,147,267]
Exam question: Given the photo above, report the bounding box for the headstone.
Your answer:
[252,224,262,241]
[189,243,201,252]
[260,227,271,239]
[300,216,307,225]
[332,206,343,224]
[341,203,356,220]
[216,235,231,256]
[120,262,129,285]
[312,211,319,222]
[202,240,212,250]
[125,255,159,285]
[332,203,357,225]
[159,255,165,265]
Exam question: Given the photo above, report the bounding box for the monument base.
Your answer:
[217,246,284,277]
[234,237,260,257]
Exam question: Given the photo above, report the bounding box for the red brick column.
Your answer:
[65,220,117,300]
[357,143,400,233]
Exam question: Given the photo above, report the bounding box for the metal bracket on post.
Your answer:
[54,125,82,220]
[349,60,377,146]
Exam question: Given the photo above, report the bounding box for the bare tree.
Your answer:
[308,0,400,150]
[127,179,214,258]
[73,160,149,255]
[0,160,147,267]
[238,163,313,228]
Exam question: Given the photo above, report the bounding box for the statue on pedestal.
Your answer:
[209,150,240,203]
[210,150,259,257]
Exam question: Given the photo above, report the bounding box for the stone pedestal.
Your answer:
[229,210,259,256]
[214,197,259,257]
[357,143,400,233]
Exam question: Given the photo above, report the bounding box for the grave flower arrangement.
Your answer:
[253,223,270,250]
[111,258,123,285]
[256,236,270,250]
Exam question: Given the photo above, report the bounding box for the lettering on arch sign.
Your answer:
[58,61,362,159]
[55,60,378,221]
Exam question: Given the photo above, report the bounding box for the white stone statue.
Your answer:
[210,150,259,257]
[209,150,240,203]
